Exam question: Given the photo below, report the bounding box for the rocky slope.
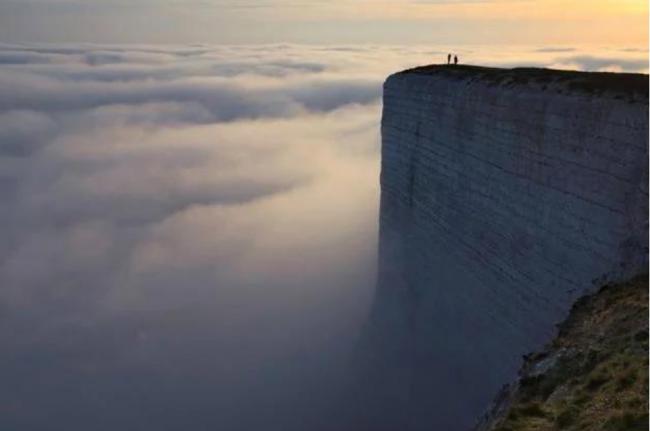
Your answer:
[477,274,648,431]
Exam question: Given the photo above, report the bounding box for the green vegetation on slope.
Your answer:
[488,274,649,431]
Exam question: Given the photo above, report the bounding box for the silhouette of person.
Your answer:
[447,53,451,65]
[454,55,458,65]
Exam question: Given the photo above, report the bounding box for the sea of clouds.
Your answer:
[0,43,646,430]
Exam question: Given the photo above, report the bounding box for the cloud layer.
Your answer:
[0,43,647,430]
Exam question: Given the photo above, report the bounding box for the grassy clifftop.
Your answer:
[395,65,649,100]
[478,275,649,431]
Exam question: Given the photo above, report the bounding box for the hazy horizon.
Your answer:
[1,1,648,46]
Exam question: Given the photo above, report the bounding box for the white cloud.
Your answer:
[0,43,383,431]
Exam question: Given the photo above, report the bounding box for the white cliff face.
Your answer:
[366,68,648,431]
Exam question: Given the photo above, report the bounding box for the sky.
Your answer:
[0,0,648,45]
[0,2,648,431]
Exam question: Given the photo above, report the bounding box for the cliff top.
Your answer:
[396,65,649,100]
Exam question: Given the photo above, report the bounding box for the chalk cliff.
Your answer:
[363,66,648,431]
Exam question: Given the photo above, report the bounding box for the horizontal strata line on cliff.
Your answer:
[384,84,650,124]
[379,215,557,338]
[380,139,633,249]
[381,186,584,311]
[383,110,647,173]
[384,90,650,142]
[380,131,641,232]
[379,163,622,263]
[384,123,633,217]
[384,95,649,153]
[407,187,613,288]
[379,148,632,249]
[387,126,645,197]
[442,112,646,177]
[378,145,628,242]
[413,206,590,297]
[379,176,602,281]
[380,182,614,298]
[381,143,641,258]
[384,116,643,188]
[385,95,649,131]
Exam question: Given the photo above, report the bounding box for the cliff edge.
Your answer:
[362,66,648,431]
[397,65,648,100]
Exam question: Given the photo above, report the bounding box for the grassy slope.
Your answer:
[488,275,649,431]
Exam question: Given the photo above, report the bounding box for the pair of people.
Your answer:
[447,53,458,65]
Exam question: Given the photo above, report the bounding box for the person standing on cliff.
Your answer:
[447,53,451,64]
[454,55,458,65]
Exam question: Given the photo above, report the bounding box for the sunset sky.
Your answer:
[0,0,648,45]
